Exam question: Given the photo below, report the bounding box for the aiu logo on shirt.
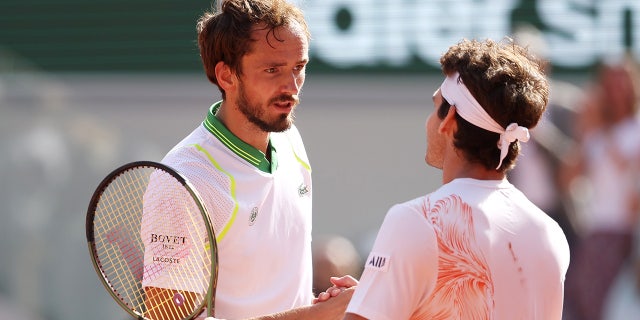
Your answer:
[366,252,390,272]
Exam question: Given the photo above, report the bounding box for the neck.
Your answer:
[216,101,270,154]
[443,164,505,184]
[441,149,505,184]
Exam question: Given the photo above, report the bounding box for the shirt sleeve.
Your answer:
[346,200,439,319]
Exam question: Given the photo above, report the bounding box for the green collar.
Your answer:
[202,101,277,173]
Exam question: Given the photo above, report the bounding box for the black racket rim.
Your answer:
[85,160,218,319]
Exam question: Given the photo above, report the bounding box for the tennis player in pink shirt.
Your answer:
[335,38,570,320]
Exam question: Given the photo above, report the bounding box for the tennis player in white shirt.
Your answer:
[338,38,570,320]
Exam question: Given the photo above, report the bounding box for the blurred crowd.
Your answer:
[510,28,640,319]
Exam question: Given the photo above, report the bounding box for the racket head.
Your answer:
[86,161,218,320]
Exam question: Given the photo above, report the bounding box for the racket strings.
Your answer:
[92,165,214,320]
[94,168,151,311]
[143,170,211,318]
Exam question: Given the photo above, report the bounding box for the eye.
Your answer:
[265,67,277,74]
[294,63,307,72]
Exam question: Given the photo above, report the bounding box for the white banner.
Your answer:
[296,0,640,69]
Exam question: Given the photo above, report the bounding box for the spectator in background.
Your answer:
[560,55,640,320]
[509,24,584,250]
[603,219,640,319]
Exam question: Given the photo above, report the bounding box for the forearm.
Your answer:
[196,304,341,320]
[200,288,354,320]
[199,276,358,320]
[248,304,317,320]
[195,305,318,320]
[250,292,353,320]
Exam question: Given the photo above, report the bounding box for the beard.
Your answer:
[237,81,299,133]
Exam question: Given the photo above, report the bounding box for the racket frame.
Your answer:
[86,160,218,319]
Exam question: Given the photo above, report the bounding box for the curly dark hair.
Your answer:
[438,38,549,172]
[196,0,310,99]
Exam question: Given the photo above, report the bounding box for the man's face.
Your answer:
[425,88,446,169]
[235,22,309,132]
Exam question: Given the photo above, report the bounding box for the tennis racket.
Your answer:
[86,161,218,320]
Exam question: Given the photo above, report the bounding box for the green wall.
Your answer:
[1,0,637,74]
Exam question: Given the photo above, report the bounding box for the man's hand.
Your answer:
[313,275,359,304]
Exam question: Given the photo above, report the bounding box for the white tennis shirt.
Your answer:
[142,102,314,319]
[347,178,570,320]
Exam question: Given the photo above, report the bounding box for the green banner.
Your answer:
[0,0,637,73]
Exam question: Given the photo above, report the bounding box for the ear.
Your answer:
[215,61,235,91]
[438,105,458,134]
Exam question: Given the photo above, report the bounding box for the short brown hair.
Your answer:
[196,0,310,98]
[438,38,549,171]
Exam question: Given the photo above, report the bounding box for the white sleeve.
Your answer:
[346,201,438,319]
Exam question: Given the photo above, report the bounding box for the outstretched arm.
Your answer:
[197,287,355,320]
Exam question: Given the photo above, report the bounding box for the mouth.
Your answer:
[273,101,293,110]
[272,97,298,113]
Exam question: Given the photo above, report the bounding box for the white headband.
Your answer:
[440,72,530,169]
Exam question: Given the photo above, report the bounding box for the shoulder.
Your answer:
[272,124,310,165]
[359,197,439,303]
[386,197,429,222]
[377,197,438,252]
[160,128,230,189]
[363,197,439,279]
[538,213,571,269]
[273,125,306,150]
[163,125,213,160]
[506,190,571,271]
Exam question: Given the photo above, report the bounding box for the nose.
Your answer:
[283,72,304,95]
